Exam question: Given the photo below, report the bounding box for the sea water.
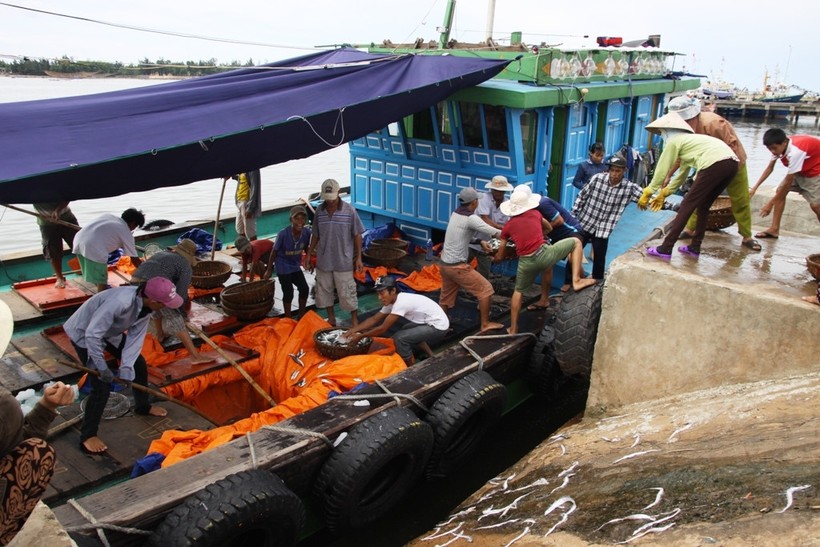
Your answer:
[1,76,818,256]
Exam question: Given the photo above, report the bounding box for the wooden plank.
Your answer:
[12,277,91,311]
[148,345,256,387]
[12,334,78,379]
[0,290,43,324]
[0,350,52,392]
[53,336,531,535]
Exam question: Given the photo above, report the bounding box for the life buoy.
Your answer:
[553,283,604,377]
[424,370,507,478]
[527,322,563,400]
[147,469,304,546]
[313,406,432,533]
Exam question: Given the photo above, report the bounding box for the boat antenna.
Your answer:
[438,0,457,48]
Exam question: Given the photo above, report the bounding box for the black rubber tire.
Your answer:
[146,469,305,547]
[313,406,433,533]
[424,371,507,478]
[526,322,563,400]
[553,283,604,378]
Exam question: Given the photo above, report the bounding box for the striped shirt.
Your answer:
[314,200,364,272]
[572,173,643,239]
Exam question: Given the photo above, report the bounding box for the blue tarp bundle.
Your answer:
[0,49,508,204]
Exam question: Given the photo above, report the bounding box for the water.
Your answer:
[2,76,818,256]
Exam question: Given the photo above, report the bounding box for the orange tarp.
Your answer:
[398,264,442,292]
[144,311,406,467]
[354,265,404,285]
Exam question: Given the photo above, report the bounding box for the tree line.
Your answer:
[0,56,256,77]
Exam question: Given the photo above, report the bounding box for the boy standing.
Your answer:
[266,206,312,318]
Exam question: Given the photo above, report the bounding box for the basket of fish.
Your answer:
[487,238,517,259]
[313,327,373,360]
[706,196,736,230]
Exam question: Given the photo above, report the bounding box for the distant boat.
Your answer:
[752,70,806,102]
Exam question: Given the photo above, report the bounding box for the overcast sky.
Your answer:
[1,0,817,93]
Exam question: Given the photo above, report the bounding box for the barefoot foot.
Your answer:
[480,322,505,333]
[81,437,107,454]
[147,405,168,417]
[189,354,216,365]
[572,278,597,292]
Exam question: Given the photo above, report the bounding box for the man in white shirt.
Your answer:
[345,276,449,366]
[474,175,513,277]
[72,208,144,292]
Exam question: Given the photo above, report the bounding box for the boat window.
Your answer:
[436,102,453,145]
[485,105,509,151]
[459,102,484,148]
[520,110,538,174]
[405,107,436,141]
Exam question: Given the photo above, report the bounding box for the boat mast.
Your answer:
[438,0,457,48]
[484,0,497,44]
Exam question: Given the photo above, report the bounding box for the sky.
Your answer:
[1,0,817,93]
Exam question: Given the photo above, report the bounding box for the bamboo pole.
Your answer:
[212,178,229,260]
[56,358,218,425]
[2,203,80,230]
[185,321,276,406]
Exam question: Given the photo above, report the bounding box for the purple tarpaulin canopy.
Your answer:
[0,49,509,204]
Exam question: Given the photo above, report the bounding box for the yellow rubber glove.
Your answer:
[650,187,671,212]
[637,187,653,210]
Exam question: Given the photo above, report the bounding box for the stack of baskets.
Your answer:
[220,280,275,321]
[807,254,820,281]
[363,246,407,267]
[313,327,373,359]
[191,260,232,289]
[706,196,736,230]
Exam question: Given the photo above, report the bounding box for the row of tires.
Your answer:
[142,370,508,546]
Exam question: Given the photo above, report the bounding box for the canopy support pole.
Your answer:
[2,203,80,230]
[212,178,228,260]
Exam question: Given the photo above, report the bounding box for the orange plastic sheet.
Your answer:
[354,265,404,285]
[188,286,223,299]
[115,256,137,275]
[146,311,405,467]
[398,264,441,292]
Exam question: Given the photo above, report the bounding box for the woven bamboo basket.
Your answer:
[313,327,373,359]
[363,246,407,267]
[191,260,232,289]
[371,238,410,252]
[220,280,275,321]
[807,254,820,281]
[705,196,736,230]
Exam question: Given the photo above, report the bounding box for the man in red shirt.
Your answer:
[492,186,595,334]
[749,128,820,238]
[235,235,273,282]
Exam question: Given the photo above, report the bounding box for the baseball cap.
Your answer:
[459,187,479,203]
[144,277,183,309]
[374,276,396,291]
[290,205,308,219]
[320,178,340,201]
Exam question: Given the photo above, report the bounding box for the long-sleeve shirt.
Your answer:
[440,210,499,264]
[646,133,737,194]
[695,113,747,165]
[63,286,151,381]
[572,173,643,239]
[573,159,608,189]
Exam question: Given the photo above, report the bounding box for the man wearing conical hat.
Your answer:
[641,112,739,260]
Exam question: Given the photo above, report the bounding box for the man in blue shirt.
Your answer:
[535,196,585,299]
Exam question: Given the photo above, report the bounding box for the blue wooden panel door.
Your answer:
[560,103,595,210]
[631,96,655,153]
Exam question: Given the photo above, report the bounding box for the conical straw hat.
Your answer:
[645,112,695,135]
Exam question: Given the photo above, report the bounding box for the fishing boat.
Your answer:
[0,1,700,544]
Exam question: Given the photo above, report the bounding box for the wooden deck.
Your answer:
[711,99,820,125]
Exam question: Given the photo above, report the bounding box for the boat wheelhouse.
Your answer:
[350,35,698,242]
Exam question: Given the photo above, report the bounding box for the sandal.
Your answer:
[646,247,671,260]
[677,245,701,258]
[741,239,762,251]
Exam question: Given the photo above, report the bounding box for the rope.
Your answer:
[261,425,334,448]
[459,332,536,371]
[286,107,346,147]
[332,381,429,414]
[64,499,150,545]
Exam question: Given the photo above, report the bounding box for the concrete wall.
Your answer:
[586,249,820,415]
[751,187,820,237]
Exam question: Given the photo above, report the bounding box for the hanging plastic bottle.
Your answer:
[425,238,434,261]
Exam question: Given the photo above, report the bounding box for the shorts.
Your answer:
[77,255,108,285]
[514,239,574,293]
[791,173,820,205]
[439,263,494,308]
[39,212,78,261]
[314,268,358,312]
[236,201,258,239]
